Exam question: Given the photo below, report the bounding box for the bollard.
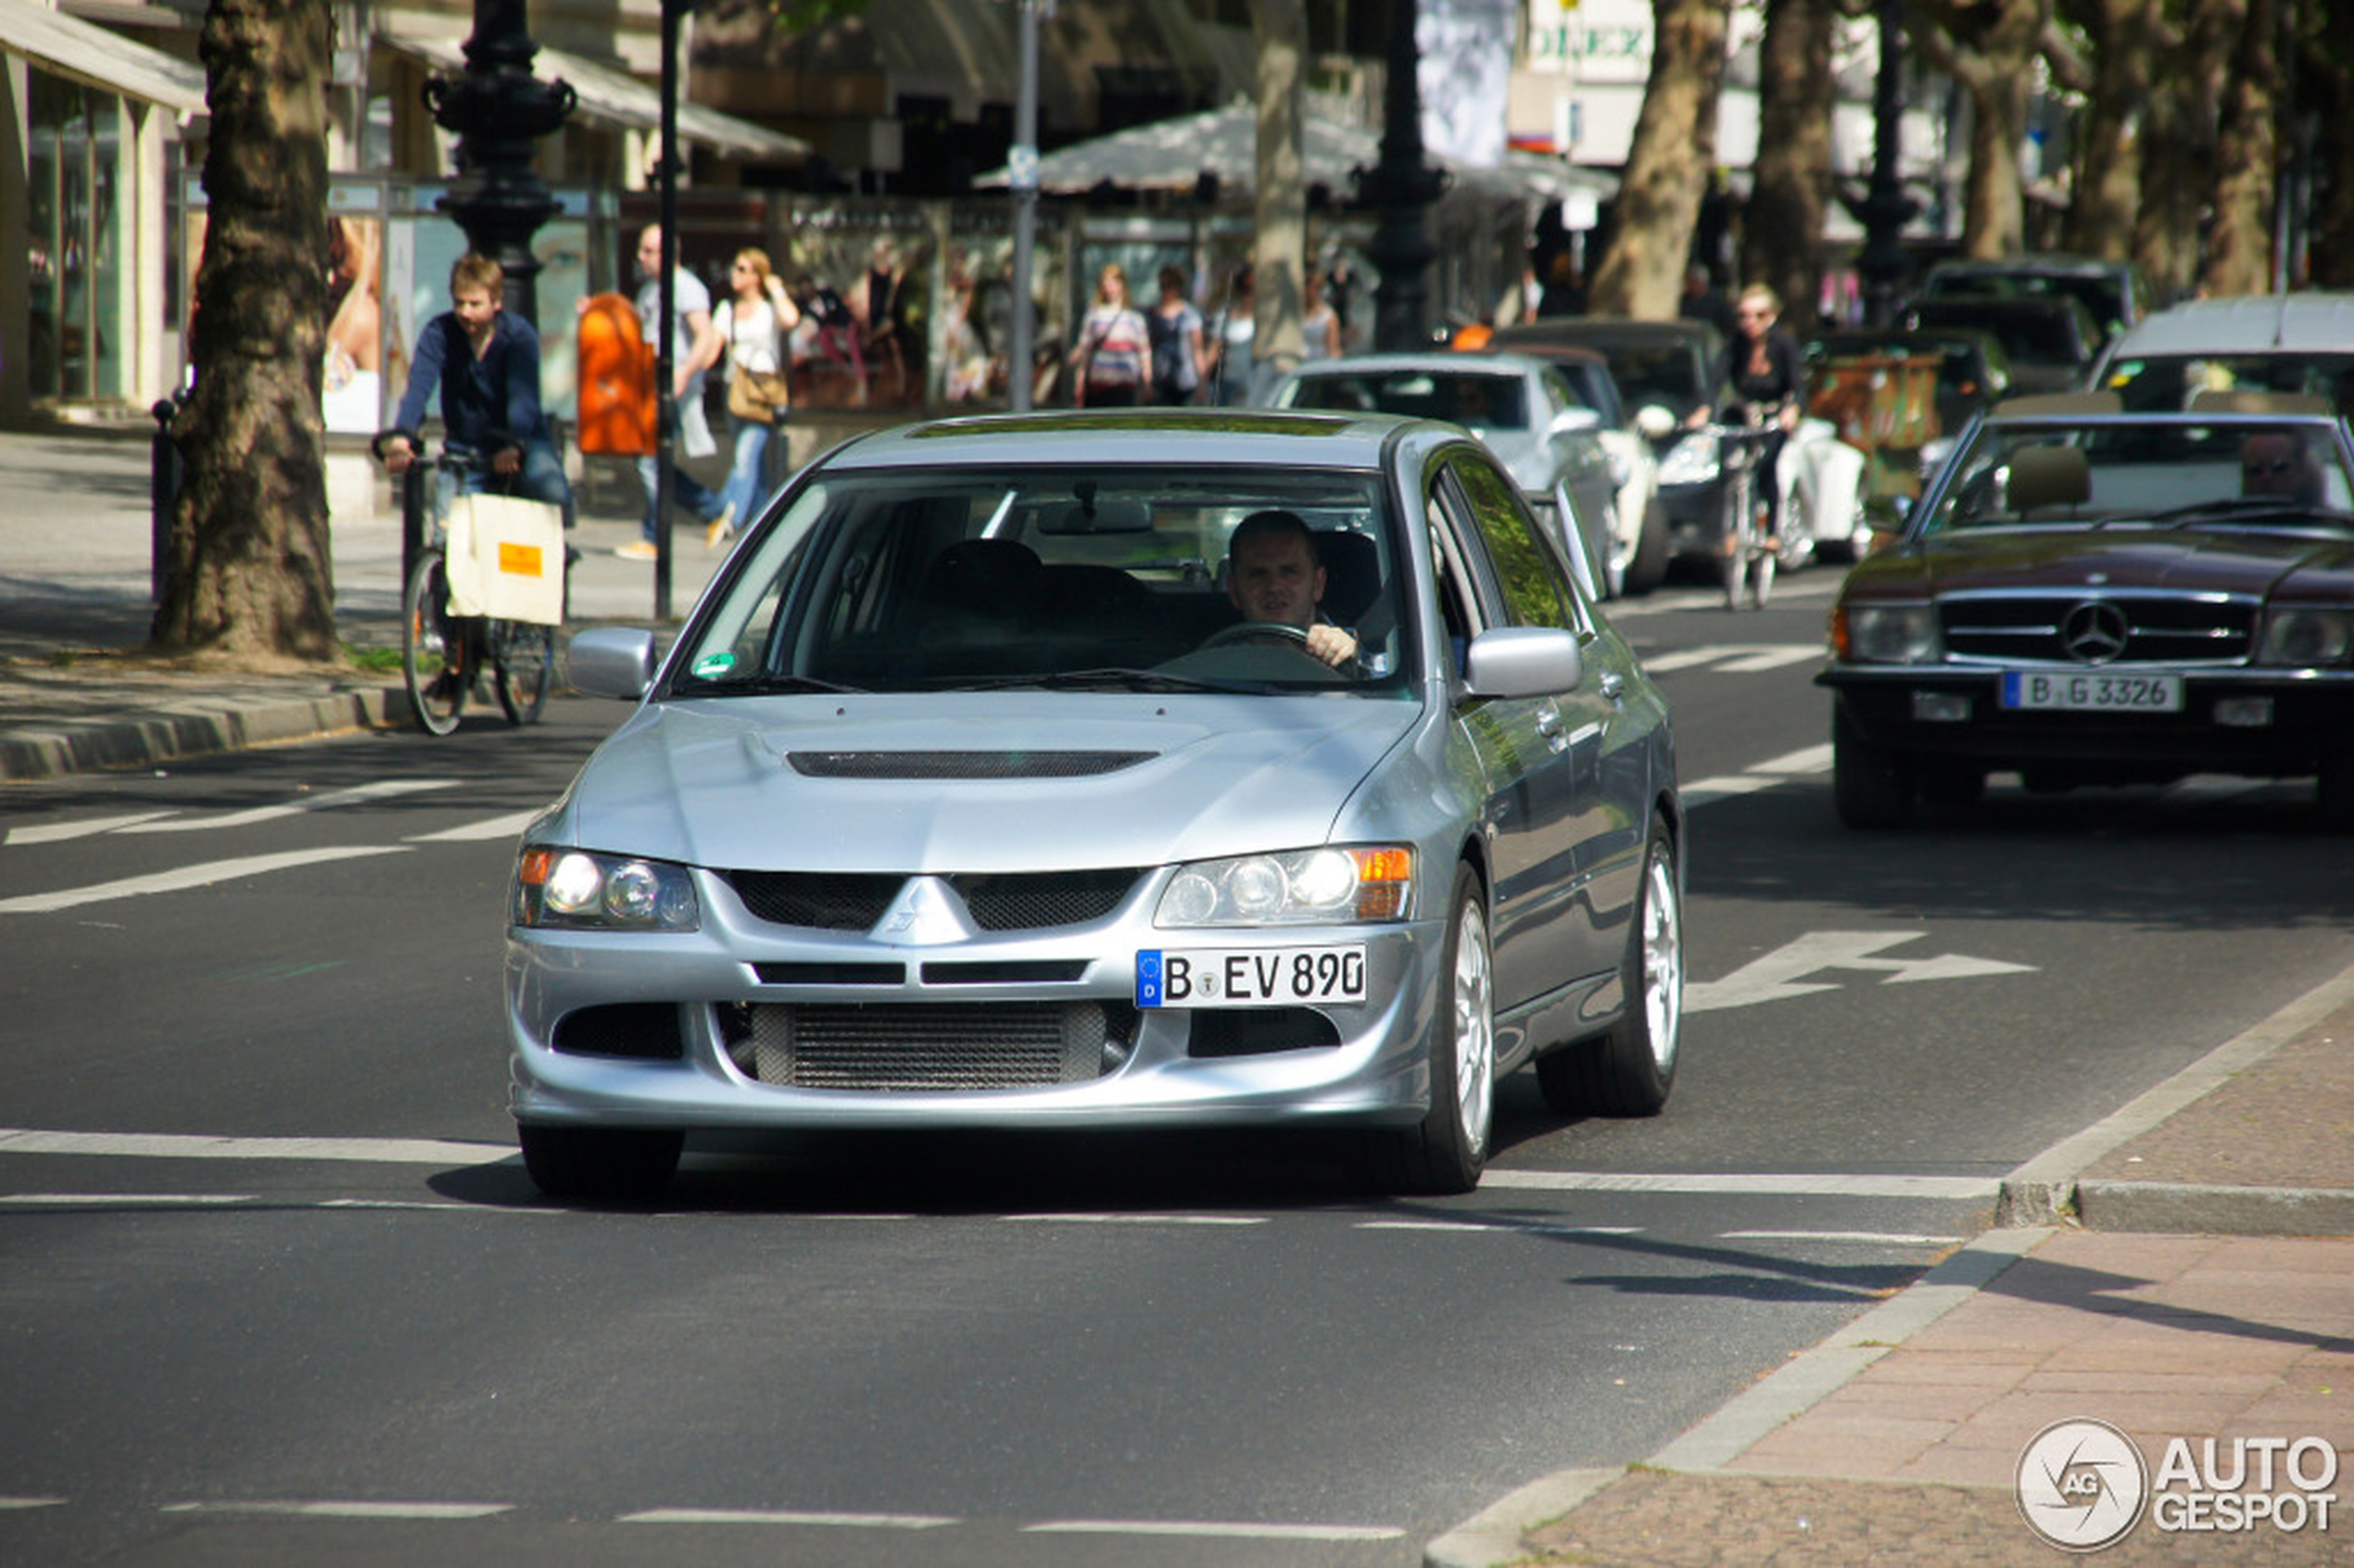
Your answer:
[149,396,183,606]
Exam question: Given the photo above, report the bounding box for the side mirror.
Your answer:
[1548,408,1603,437]
[1462,626,1586,700]
[566,626,659,700]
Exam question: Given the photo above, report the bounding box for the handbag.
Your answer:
[728,365,791,424]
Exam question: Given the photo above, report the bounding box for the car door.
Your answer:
[1429,449,1619,1012]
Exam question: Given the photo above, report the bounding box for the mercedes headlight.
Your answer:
[1655,432,1719,487]
[1156,846,1414,928]
[514,847,701,930]
[2258,608,2354,666]
[1834,603,1943,664]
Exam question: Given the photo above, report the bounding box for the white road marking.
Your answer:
[407,809,540,843]
[1686,929,2035,1013]
[158,1499,513,1519]
[120,779,458,833]
[622,1508,956,1528]
[0,1498,67,1511]
[1639,644,1817,674]
[1359,1220,1640,1237]
[4,810,180,845]
[1481,1170,1999,1199]
[1001,1212,1267,1226]
[1751,742,1833,774]
[1024,1520,1405,1541]
[1719,1231,1964,1246]
[0,1193,255,1207]
[0,1129,513,1166]
[0,845,409,915]
[1679,774,1779,805]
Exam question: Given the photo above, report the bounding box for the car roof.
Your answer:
[816,407,1446,474]
[1497,315,1717,348]
[2103,293,2354,356]
[1283,350,1552,378]
[1476,334,1608,367]
[1925,254,2135,283]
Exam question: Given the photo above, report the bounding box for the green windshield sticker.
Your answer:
[690,651,737,678]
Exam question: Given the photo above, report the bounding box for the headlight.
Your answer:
[1834,603,1943,664]
[1156,846,1414,928]
[514,847,701,930]
[2259,608,2354,666]
[1655,433,1719,487]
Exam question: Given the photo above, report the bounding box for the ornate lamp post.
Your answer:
[1843,0,1917,326]
[423,0,576,326]
[1361,0,1445,351]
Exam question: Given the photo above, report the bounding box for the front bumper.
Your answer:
[1820,664,2354,778]
[507,865,1446,1133]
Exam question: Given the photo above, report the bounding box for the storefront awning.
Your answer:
[383,32,809,163]
[0,0,207,118]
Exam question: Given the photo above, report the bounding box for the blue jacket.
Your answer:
[387,310,553,453]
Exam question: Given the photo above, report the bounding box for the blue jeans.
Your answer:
[637,456,724,543]
[716,412,780,531]
[445,440,574,530]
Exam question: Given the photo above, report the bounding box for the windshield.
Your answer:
[2102,352,2354,413]
[673,465,1411,695]
[1917,420,2354,535]
[1286,369,1532,431]
[1587,341,1706,413]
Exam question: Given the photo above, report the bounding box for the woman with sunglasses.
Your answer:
[1696,283,1805,545]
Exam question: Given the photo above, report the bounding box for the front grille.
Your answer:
[740,1002,1129,1090]
[551,1003,685,1060]
[727,868,1145,932]
[788,751,1154,779]
[1942,593,2255,664]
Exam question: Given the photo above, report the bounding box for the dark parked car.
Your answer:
[1899,297,2105,396]
[1917,254,2156,348]
[515,409,1685,1200]
[1820,394,2354,827]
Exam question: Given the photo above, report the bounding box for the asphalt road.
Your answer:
[5,563,2351,1567]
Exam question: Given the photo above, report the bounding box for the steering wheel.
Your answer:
[1200,620,1313,652]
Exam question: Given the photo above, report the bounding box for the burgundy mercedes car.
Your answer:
[1819,393,2354,827]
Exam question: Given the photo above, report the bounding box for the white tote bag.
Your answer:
[443,493,565,626]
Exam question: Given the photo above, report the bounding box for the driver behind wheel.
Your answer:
[1221,509,1361,671]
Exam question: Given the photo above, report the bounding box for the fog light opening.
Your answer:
[2213,695,2274,728]
[1910,690,1972,723]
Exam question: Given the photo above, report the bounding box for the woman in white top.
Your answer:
[710,247,802,548]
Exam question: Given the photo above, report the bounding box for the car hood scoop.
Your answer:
[785,750,1154,780]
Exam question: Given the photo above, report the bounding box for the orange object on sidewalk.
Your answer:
[576,291,655,456]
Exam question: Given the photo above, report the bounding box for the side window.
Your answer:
[1445,452,1578,631]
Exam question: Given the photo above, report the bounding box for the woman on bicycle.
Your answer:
[710,247,801,550]
[374,252,573,530]
[1692,282,1804,545]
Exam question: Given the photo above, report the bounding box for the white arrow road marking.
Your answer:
[1686,930,2035,1014]
[4,811,181,846]
[120,778,457,833]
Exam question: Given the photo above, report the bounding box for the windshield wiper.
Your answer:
[945,668,1251,694]
[679,673,866,696]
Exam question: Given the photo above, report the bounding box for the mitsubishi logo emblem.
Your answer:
[871,877,975,946]
[2060,601,2131,664]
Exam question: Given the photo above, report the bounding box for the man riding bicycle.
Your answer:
[373,251,574,530]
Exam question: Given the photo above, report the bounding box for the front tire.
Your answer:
[1538,819,1682,1117]
[1362,865,1494,1195]
[401,550,465,737]
[518,1124,682,1203]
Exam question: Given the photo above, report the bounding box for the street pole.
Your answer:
[1362,0,1443,351]
[423,0,576,327]
[1847,0,1917,326]
[1007,0,1046,411]
[653,0,682,617]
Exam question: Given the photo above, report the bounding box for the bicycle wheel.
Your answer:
[401,548,467,736]
[1720,468,1753,612]
[493,619,555,725]
[1751,505,1777,610]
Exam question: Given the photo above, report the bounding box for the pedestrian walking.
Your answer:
[709,247,800,550]
[1069,262,1149,408]
[1209,263,1257,407]
[1146,265,1209,406]
[594,222,726,561]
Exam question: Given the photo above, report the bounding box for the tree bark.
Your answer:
[1744,0,1835,334]
[1915,0,2049,259]
[2058,0,2164,261]
[2133,0,2230,298]
[1588,0,1729,318]
[1253,0,1307,375]
[2305,0,2354,288]
[2199,0,2279,295]
[152,0,337,665]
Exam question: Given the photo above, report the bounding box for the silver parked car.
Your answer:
[510,409,1684,1200]
[1266,351,1624,598]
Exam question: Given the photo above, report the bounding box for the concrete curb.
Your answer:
[0,686,407,781]
[1993,962,2354,1230]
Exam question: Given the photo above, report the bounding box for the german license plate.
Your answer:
[1136,946,1367,1008]
[2000,671,2183,712]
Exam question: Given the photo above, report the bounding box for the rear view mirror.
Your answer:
[1038,498,1154,534]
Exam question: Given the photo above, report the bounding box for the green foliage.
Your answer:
[755,0,869,32]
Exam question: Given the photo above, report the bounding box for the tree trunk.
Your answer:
[2133,0,2228,298]
[151,0,337,665]
[1744,0,1835,335]
[1916,0,2048,259]
[2060,0,2163,261]
[2305,0,2354,288]
[2199,0,2279,295]
[1588,0,1729,319]
[1253,0,1308,377]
